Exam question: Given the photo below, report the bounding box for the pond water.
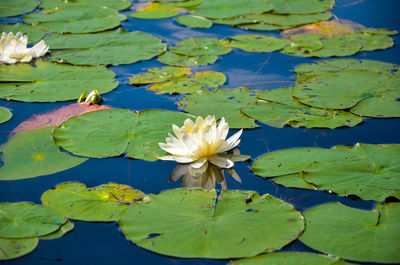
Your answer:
[0,0,399,264]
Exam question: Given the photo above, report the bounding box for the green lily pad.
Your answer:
[0,127,88,180]
[45,29,167,65]
[221,35,286,52]
[244,11,332,29]
[0,0,39,17]
[0,202,66,238]
[129,66,191,85]
[351,32,395,51]
[300,202,400,263]
[189,0,273,19]
[39,220,74,240]
[0,23,44,44]
[130,3,181,19]
[238,23,285,31]
[176,15,213,28]
[0,107,12,125]
[0,61,118,102]
[119,189,304,258]
[210,17,254,26]
[158,52,218,66]
[269,0,335,14]
[147,71,226,94]
[292,60,400,117]
[41,182,145,221]
[169,37,231,56]
[53,109,191,160]
[179,87,259,129]
[0,238,38,261]
[241,87,363,128]
[252,143,400,201]
[231,252,351,265]
[40,0,131,10]
[23,6,126,34]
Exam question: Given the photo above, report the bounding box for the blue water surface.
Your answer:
[1,0,400,264]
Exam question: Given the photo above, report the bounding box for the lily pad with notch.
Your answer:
[119,189,304,258]
[129,66,191,85]
[158,52,218,67]
[176,15,213,28]
[169,37,231,56]
[221,35,286,52]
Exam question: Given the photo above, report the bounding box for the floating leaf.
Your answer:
[39,220,74,240]
[241,88,363,128]
[210,17,254,26]
[221,35,286,52]
[158,52,218,67]
[130,3,181,19]
[0,0,39,17]
[268,0,335,14]
[169,37,231,56]
[0,127,88,181]
[12,103,111,133]
[231,252,351,265]
[176,15,213,28]
[350,31,395,51]
[41,182,145,221]
[40,0,131,10]
[147,71,226,94]
[238,23,284,31]
[179,87,258,129]
[0,107,12,125]
[119,189,304,258]
[0,61,118,102]
[129,66,191,85]
[252,143,400,201]
[53,109,191,160]
[292,59,400,117]
[300,202,400,263]
[45,29,167,65]
[0,23,44,44]
[23,6,126,34]
[0,202,66,238]
[244,11,332,30]
[0,238,38,261]
[189,0,273,19]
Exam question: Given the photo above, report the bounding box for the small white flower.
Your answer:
[0,32,49,64]
[159,115,248,174]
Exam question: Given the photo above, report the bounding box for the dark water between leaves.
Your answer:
[1,0,400,264]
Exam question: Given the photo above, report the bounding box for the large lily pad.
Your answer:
[129,66,191,85]
[221,35,286,52]
[0,202,66,238]
[158,52,218,67]
[40,0,131,10]
[189,0,273,19]
[252,143,400,201]
[231,252,351,265]
[0,238,38,261]
[23,6,126,34]
[0,127,88,181]
[0,61,118,102]
[119,189,304,258]
[0,0,39,17]
[0,107,12,125]
[268,0,335,14]
[292,59,400,117]
[41,182,145,221]
[176,15,213,28]
[179,87,258,129]
[242,88,362,128]
[53,109,191,160]
[169,37,231,56]
[45,29,167,65]
[0,23,44,44]
[300,202,400,263]
[147,71,226,94]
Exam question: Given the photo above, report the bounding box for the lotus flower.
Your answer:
[159,115,249,176]
[0,32,49,64]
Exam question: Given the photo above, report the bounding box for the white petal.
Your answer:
[216,129,242,153]
[190,157,207,169]
[209,155,234,168]
[29,40,48,57]
[159,142,191,156]
[157,155,197,163]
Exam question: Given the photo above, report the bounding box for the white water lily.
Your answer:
[0,32,49,64]
[159,115,248,174]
